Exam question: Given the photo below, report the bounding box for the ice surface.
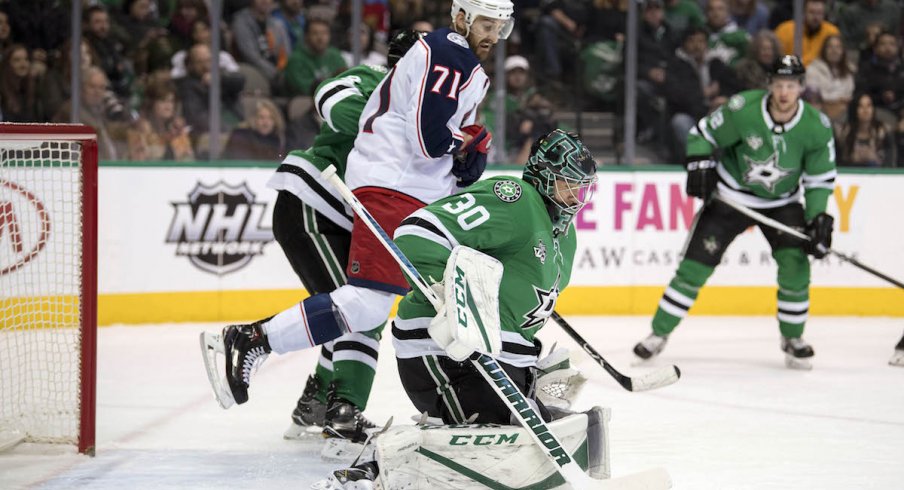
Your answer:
[1,316,902,489]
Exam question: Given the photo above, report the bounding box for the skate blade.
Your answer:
[284,421,323,440]
[199,331,236,409]
[321,437,369,463]
[784,354,813,370]
[889,350,904,367]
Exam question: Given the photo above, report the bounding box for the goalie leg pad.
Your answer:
[428,246,504,361]
[585,406,612,480]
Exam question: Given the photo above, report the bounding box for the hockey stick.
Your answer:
[320,165,595,488]
[715,194,904,290]
[551,312,681,392]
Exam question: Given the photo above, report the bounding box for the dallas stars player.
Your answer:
[252,30,423,438]
[391,129,597,423]
[633,55,836,370]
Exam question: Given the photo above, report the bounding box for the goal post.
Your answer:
[0,123,98,455]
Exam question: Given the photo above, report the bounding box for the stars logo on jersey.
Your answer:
[493,180,522,203]
[534,240,547,264]
[703,236,720,255]
[728,94,745,111]
[746,135,763,151]
[520,273,561,333]
[743,152,791,193]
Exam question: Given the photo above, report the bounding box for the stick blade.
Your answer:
[628,366,681,392]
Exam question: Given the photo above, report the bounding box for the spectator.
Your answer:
[169,0,209,51]
[223,98,286,160]
[855,31,904,124]
[0,45,39,122]
[634,0,677,142]
[273,0,306,49]
[118,0,165,57]
[284,19,346,96]
[806,34,855,122]
[836,0,902,54]
[535,0,589,82]
[232,0,291,81]
[4,0,69,58]
[83,5,134,97]
[411,19,435,33]
[127,79,194,161]
[585,0,627,44]
[730,0,769,36]
[856,22,887,71]
[773,0,839,66]
[705,0,749,66]
[837,93,896,167]
[0,8,12,59]
[171,19,240,78]
[341,23,388,67]
[663,26,739,163]
[734,29,781,90]
[175,44,246,136]
[38,39,100,122]
[663,0,704,35]
[53,67,128,160]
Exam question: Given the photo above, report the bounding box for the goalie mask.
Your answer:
[523,129,598,236]
[450,0,515,40]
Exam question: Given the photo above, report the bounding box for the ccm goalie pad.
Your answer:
[377,409,611,489]
[428,246,503,362]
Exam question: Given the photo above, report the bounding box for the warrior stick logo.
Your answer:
[0,179,51,276]
[166,181,273,275]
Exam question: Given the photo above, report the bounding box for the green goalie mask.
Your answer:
[523,129,598,236]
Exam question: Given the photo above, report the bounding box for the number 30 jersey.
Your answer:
[345,28,489,204]
[392,177,577,367]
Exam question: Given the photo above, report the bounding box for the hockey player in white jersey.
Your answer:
[200,0,514,447]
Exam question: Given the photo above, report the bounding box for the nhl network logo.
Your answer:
[166,181,273,275]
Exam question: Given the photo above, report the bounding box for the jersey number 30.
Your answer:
[442,193,488,230]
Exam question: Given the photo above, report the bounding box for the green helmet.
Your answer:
[523,129,598,236]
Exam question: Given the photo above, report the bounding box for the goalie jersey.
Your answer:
[393,176,576,367]
[689,89,836,220]
[267,63,388,229]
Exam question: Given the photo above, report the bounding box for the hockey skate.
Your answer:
[320,384,379,462]
[633,333,669,362]
[889,335,904,367]
[782,337,814,370]
[199,320,271,409]
[284,374,328,439]
[311,461,379,490]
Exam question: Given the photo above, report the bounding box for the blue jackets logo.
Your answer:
[166,181,273,274]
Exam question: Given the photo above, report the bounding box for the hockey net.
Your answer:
[0,123,98,455]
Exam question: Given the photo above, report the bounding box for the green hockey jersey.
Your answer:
[392,176,576,367]
[268,64,388,228]
[687,89,837,220]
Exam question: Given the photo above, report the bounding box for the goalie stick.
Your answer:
[551,312,681,392]
[320,165,596,488]
[714,194,904,290]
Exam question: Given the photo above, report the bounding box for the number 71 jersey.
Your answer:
[345,27,490,205]
[394,177,577,366]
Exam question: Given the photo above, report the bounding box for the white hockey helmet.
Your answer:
[450,0,515,40]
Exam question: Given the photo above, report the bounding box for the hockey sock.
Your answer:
[312,343,335,404]
[331,324,384,409]
[652,259,714,336]
[263,293,349,354]
[774,247,810,338]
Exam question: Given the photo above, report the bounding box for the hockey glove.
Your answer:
[804,213,834,259]
[685,157,718,201]
[452,125,492,187]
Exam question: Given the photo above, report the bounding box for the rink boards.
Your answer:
[2,162,901,324]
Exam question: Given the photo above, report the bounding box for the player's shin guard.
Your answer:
[651,259,714,336]
[262,293,350,354]
[774,247,810,339]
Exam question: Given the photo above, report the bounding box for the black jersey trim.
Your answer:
[399,216,453,244]
[333,341,379,359]
[317,84,351,121]
[275,163,348,217]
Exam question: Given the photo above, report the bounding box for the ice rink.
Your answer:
[2,316,903,489]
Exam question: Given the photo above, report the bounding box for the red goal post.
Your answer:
[0,123,97,455]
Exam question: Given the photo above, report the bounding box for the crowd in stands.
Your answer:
[0,0,902,167]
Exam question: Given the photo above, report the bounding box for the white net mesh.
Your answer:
[1,139,84,446]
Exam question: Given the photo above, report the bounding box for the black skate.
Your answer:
[320,384,378,461]
[200,319,272,409]
[284,374,328,439]
[890,334,904,367]
[311,461,379,490]
[782,337,814,370]
[633,333,669,361]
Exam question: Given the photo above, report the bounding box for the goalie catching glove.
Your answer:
[428,246,503,362]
